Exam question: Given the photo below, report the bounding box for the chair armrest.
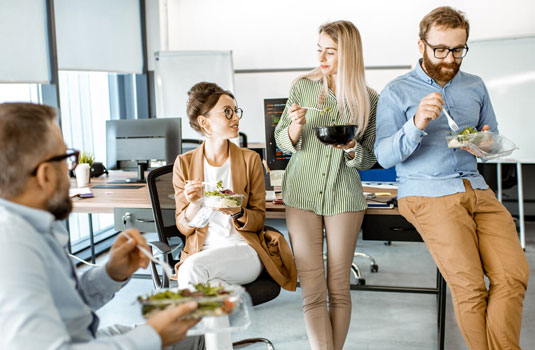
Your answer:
[148,241,172,254]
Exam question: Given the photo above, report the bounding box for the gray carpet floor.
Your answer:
[90,219,535,349]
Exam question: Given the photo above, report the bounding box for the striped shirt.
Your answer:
[274,78,379,216]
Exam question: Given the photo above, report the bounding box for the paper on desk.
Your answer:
[362,181,398,189]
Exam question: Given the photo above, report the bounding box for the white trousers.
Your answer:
[177,244,262,350]
[177,244,262,290]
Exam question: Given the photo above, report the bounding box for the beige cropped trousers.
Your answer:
[286,206,365,350]
[399,180,529,350]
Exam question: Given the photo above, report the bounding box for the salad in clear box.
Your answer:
[203,180,243,209]
[137,283,253,335]
[446,127,517,160]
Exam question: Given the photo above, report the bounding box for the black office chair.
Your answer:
[147,164,280,350]
[181,138,203,154]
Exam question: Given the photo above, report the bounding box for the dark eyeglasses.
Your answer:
[30,149,80,176]
[208,107,243,120]
[423,39,469,59]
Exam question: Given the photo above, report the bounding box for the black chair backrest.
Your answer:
[181,139,203,154]
[146,164,185,267]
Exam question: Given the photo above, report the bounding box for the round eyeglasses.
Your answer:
[208,107,243,120]
[423,39,469,59]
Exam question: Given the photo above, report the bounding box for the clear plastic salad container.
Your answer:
[446,130,517,160]
[137,284,253,335]
[203,193,243,209]
[446,130,493,149]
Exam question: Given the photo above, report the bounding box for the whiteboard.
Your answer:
[461,36,535,162]
[154,51,234,140]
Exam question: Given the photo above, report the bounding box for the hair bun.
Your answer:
[186,82,235,134]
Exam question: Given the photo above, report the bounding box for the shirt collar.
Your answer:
[415,58,435,85]
[0,198,69,247]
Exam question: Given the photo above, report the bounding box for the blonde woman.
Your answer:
[274,21,378,350]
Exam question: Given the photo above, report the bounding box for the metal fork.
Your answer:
[442,107,460,132]
[123,231,174,280]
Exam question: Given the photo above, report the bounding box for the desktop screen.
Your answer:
[106,118,182,182]
[264,98,292,170]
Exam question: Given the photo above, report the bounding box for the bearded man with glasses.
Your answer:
[374,7,529,350]
[0,103,205,349]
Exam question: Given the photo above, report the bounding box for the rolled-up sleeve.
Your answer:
[374,85,426,169]
[275,82,303,153]
[78,266,126,310]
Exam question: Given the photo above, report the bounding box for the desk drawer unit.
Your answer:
[362,214,422,242]
[114,208,156,232]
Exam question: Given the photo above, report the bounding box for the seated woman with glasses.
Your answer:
[172,81,297,350]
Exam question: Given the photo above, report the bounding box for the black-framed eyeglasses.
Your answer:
[30,149,80,176]
[423,39,469,59]
[208,107,243,120]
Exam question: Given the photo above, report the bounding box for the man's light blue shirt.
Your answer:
[0,199,161,349]
[374,60,498,199]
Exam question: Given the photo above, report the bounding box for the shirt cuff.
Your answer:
[277,127,302,153]
[92,265,128,292]
[126,324,162,349]
[403,117,427,142]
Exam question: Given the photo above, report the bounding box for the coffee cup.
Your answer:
[75,164,90,187]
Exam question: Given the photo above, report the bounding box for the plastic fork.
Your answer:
[442,107,460,132]
[123,231,174,280]
[301,106,323,112]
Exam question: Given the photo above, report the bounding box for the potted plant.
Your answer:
[79,151,95,168]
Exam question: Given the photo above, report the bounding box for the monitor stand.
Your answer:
[125,161,148,183]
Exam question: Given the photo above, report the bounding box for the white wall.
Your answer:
[162,0,535,142]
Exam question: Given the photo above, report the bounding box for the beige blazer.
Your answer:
[172,141,297,291]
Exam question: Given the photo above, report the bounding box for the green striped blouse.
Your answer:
[274,78,379,216]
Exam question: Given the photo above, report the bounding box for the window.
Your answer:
[0,84,42,104]
[58,71,148,255]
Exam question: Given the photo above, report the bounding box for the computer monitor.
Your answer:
[106,118,182,183]
[264,98,292,170]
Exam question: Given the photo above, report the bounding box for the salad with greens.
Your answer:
[203,180,243,208]
[446,126,492,148]
[138,283,238,319]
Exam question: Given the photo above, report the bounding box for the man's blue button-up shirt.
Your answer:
[374,60,498,199]
[0,199,161,349]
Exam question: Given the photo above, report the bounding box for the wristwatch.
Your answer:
[231,207,244,219]
[343,142,358,153]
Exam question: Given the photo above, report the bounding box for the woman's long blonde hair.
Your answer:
[297,20,370,137]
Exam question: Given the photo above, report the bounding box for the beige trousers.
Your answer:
[399,180,529,350]
[286,206,365,350]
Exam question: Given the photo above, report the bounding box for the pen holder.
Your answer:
[75,164,90,187]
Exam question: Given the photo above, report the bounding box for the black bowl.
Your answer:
[314,125,357,145]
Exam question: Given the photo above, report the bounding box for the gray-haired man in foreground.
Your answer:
[0,102,205,349]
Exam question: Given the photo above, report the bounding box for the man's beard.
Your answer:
[422,50,461,84]
[46,173,73,221]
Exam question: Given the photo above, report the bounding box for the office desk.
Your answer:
[484,158,535,250]
[72,172,445,350]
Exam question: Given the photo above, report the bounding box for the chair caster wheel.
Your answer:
[356,278,366,286]
[371,264,379,273]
